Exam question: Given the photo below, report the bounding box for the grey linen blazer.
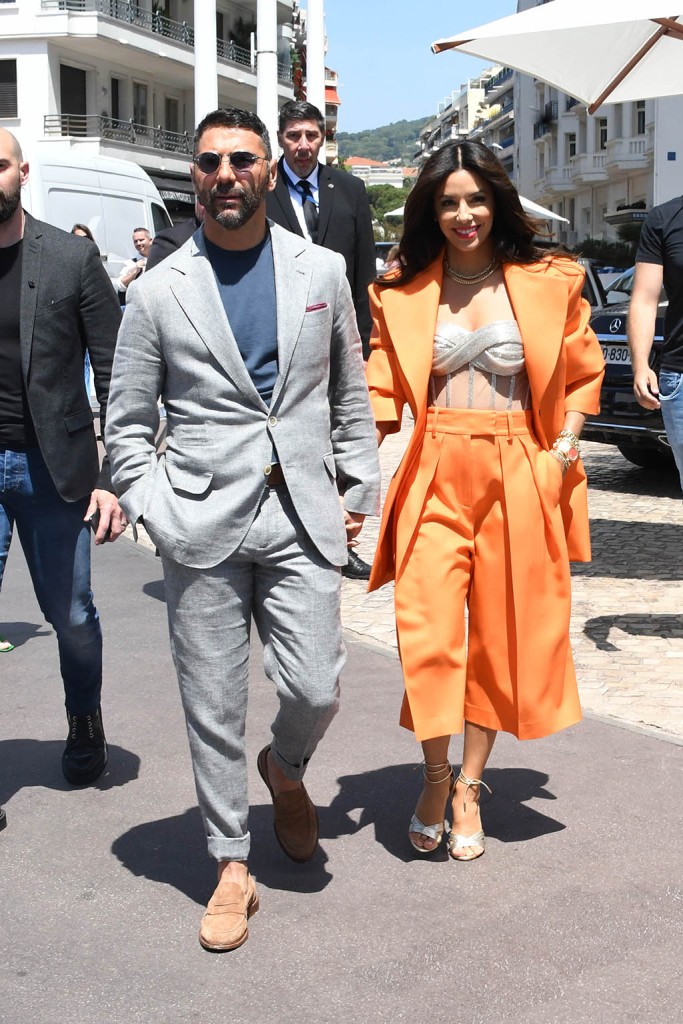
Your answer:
[105,222,381,569]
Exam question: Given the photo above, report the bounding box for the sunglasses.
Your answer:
[193,151,267,174]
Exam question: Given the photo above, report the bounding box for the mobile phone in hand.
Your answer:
[89,509,112,541]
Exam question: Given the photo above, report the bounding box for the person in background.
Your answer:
[366,140,604,862]
[71,223,95,243]
[267,100,377,581]
[629,196,683,489]
[113,226,153,296]
[146,199,205,271]
[0,128,126,805]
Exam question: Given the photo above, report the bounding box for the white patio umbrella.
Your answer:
[432,2,683,115]
[383,198,568,224]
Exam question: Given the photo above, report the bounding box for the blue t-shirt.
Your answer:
[204,231,278,403]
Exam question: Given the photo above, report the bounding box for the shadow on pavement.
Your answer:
[0,621,51,648]
[112,804,334,905]
[576,520,683,580]
[586,462,680,498]
[0,740,141,802]
[142,579,166,603]
[583,612,683,651]
[322,764,565,862]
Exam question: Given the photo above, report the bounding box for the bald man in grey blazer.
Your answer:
[106,108,380,952]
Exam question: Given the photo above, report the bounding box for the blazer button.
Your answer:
[264,465,272,476]
[268,416,277,426]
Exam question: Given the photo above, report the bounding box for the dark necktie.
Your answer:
[296,179,319,243]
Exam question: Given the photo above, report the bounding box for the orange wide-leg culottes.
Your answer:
[393,407,581,742]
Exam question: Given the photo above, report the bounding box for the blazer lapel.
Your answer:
[503,263,567,422]
[379,260,443,415]
[316,163,334,245]
[19,216,43,380]
[269,227,310,409]
[273,160,304,236]
[169,236,267,411]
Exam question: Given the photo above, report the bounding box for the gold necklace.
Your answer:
[443,254,498,286]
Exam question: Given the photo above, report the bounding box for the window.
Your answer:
[636,100,646,135]
[569,198,575,230]
[133,83,148,126]
[598,118,608,150]
[0,59,17,118]
[111,77,120,121]
[566,132,576,160]
[164,97,179,133]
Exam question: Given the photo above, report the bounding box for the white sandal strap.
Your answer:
[409,814,446,842]
[448,829,486,852]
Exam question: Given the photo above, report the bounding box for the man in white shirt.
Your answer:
[113,226,153,294]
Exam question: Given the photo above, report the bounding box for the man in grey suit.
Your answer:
[106,108,380,952]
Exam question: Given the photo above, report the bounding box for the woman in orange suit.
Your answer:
[366,141,604,861]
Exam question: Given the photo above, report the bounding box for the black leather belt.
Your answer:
[265,463,285,487]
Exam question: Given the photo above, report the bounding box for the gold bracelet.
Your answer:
[549,448,570,471]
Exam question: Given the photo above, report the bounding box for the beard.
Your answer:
[198,176,270,231]
[0,178,21,225]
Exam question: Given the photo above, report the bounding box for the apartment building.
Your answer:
[415,75,489,170]
[0,0,295,216]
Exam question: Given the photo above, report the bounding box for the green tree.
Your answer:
[366,184,412,220]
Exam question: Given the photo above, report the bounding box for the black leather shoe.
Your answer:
[342,550,372,581]
[62,707,108,785]
[0,807,6,832]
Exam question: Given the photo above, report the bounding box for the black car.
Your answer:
[583,290,673,470]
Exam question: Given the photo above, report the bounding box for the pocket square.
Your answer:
[305,303,328,312]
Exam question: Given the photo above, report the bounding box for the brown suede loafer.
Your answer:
[198,872,259,952]
[257,744,319,863]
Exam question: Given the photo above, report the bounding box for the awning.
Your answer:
[325,86,341,105]
[147,173,194,205]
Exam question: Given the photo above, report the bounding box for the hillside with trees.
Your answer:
[337,117,430,164]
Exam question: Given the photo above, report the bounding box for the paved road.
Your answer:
[1,435,681,1024]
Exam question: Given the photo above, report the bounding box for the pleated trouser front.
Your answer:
[393,407,581,742]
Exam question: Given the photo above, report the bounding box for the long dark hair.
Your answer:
[381,140,548,288]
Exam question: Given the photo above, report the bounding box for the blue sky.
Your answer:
[322,1,518,133]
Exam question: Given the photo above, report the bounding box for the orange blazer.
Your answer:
[365,255,606,590]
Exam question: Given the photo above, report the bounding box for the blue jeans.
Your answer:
[659,371,683,491]
[0,447,102,713]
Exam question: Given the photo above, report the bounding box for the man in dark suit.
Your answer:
[266,100,376,580]
[146,199,204,271]
[0,129,126,808]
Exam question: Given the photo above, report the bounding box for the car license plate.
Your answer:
[601,344,631,366]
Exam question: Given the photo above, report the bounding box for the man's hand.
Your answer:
[343,509,365,544]
[633,367,661,410]
[84,489,128,545]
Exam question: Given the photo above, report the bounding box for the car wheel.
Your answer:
[615,442,676,471]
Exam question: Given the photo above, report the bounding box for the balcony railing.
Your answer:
[41,1,291,82]
[544,100,558,121]
[42,1,194,43]
[484,66,513,94]
[44,113,193,154]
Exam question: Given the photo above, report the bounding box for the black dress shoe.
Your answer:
[62,706,108,785]
[0,807,6,832]
[342,550,372,581]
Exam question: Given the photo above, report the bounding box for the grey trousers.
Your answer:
[161,486,345,862]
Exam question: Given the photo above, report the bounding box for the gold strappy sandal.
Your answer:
[447,770,492,862]
[409,761,455,854]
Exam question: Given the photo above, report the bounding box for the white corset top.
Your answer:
[430,320,530,411]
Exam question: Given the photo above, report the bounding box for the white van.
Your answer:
[20,145,172,285]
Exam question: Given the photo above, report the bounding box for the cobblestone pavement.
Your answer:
[132,425,683,742]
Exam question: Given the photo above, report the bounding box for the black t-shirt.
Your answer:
[0,240,37,447]
[636,195,683,372]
